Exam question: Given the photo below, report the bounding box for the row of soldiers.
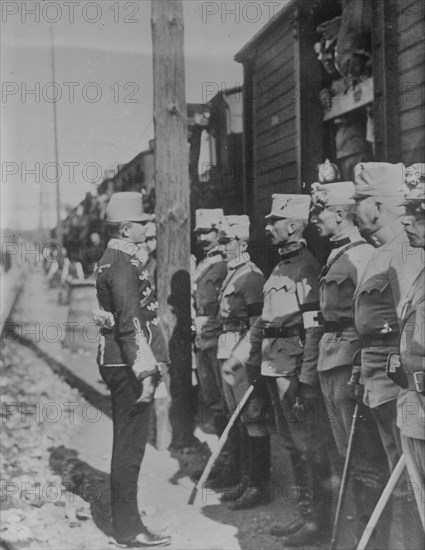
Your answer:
[192,162,425,548]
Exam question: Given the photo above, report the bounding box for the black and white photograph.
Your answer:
[1,1,424,549]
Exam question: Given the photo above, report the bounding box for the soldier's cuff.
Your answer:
[134,366,160,381]
[299,367,319,386]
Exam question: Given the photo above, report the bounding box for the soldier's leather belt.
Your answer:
[221,320,249,333]
[407,372,425,394]
[323,318,353,332]
[362,332,400,347]
[263,324,304,339]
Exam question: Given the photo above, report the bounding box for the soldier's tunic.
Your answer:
[397,267,425,527]
[353,224,423,470]
[217,254,266,435]
[318,227,386,485]
[233,242,330,463]
[96,239,168,544]
[192,247,227,412]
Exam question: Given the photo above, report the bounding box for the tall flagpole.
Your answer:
[50,26,62,244]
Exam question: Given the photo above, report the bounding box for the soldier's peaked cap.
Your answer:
[352,162,405,199]
[265,194,310,220]
[106,192,151,223]
[219,215,250,242]
[194,208,223,231]
[311,181,355,207]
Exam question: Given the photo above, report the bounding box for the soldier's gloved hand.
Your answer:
[134,374,156,404]
[92,309,115,329]
[221,356,243,387]
[346,350,364,404]
[346,371,364,404]
[291,382,316,412]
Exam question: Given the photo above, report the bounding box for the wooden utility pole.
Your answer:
[151,0,191,450]
[50,26,62,244]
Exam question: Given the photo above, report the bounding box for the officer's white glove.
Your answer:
[134,375,156,404]
[92,309,115,329]
[221,356,243,386]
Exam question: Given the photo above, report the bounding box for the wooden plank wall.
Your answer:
[396,0,425,163]
[251,22,298,228]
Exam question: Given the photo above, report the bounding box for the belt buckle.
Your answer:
[413,372,425,394]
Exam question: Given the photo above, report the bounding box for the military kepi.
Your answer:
[311,181,355,209]
[265,194,311,220]
[219,215,250,242]
[194,208,223,231]
[352,162,405,199]
[106,192,151,223]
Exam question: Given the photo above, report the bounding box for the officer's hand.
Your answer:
[285,376,300,405]
[134,375,156,404]
[346,377,364,404]
[92,309,115,329]
[221,357,242,386]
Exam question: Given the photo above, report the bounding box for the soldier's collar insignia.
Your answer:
[278,241,305,259]
[328,236,351,249]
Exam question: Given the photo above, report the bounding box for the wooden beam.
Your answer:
[151,0,191,451]
[371,0,400,162]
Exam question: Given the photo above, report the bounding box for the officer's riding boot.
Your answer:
[220,427,249,502]
[270,453,309,537]
[229,435,271,510]
[282,459,331,547]
[206,421,240,489]
[352,479,390,550]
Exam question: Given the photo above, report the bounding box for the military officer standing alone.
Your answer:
[396,164,425,530]
[95,192,171,548]
[228,195,333,546]
[352,162,423,545]
[216,215,270,509]
[310,181,388,544]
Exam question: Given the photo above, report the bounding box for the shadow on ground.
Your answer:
[49,445,112,538]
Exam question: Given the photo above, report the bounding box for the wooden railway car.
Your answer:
[235,0,424,250]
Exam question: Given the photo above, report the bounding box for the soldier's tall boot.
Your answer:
[229,435,271,510]
[205,417,240,489]
[220,426,249,502]
[282,459,332,547]
[270,453,309,537]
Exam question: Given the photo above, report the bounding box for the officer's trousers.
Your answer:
[371,399,424,548]
[319,365,388,487]
[220,360,268,437]
[196,345,224,418]
[401,434,425,529]
[100,366,153,544]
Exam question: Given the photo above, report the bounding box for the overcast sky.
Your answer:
[1,0,288,231]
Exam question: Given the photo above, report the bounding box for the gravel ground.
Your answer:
[0,337,112,549]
